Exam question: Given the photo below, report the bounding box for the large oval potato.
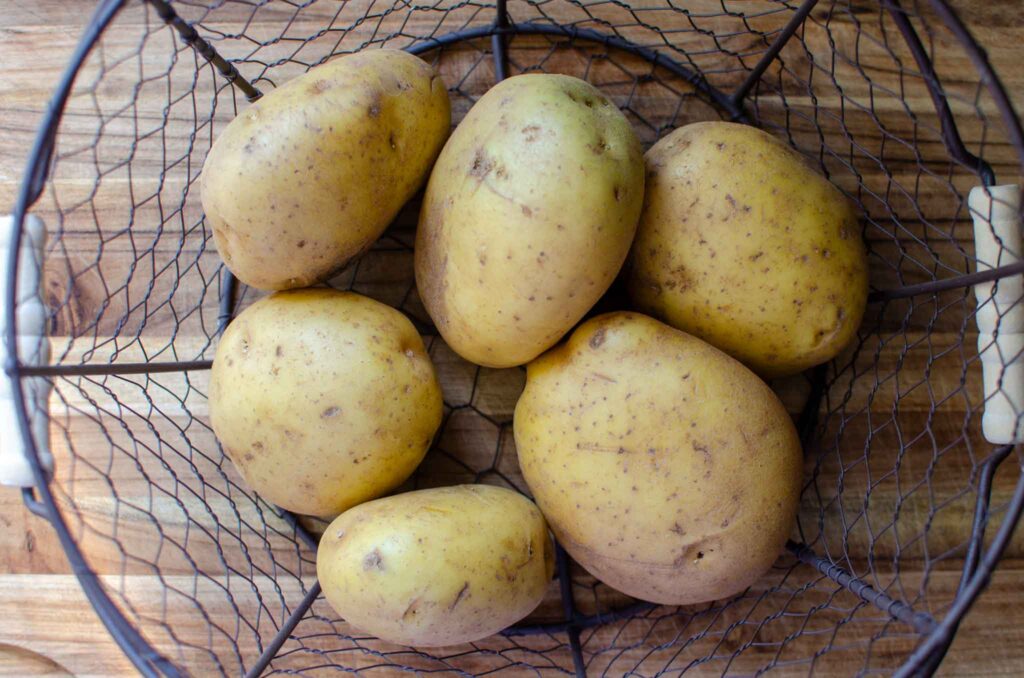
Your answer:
[209,289,443,517]
[514,312,802,605]
[202,49,450,290]
[416,74,644,368]
[317,485,555,646]
[626,121,868,377]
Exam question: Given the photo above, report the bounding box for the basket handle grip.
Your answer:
[0,214,54,487]
[969,184,1024,444]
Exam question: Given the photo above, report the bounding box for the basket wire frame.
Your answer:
[5,0,1024,675]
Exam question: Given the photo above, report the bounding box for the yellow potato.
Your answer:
[209,289,442,517]
[202,49,450,290]
[317,485,555,646]
[514,312,802,605]
[626,121,868,377]
[416,73,644,368]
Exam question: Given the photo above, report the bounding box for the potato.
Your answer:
[202,49,450,290]
[514,312,802,605]
[415,74,644,368]
[626,121,868,377]
[317,485,555,646]
[209,289,442,517]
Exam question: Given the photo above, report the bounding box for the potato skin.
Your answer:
[209,289,442,517]
[202,49,450,290]
[626,122,868,377]
[514,312,802,605]
[317,485,555,646]
[415,74,644,368]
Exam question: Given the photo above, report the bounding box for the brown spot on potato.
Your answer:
[522,205,533,217]
[363,549,385,571]
[589,328,607,348]
[252,442,263,451]
[522,124,541,142]
[275,345,283,357]
[692,442,711,467]
[469,149,494,180]
[670,523,685,535]
[613,186,623,202]
[321,406,341,418]
[297,240,306,248]
[389,133,397,150]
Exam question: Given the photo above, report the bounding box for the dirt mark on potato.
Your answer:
[449,582,471,610]
[402,596,423,620]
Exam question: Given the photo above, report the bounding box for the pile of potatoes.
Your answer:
[203,49,868,647]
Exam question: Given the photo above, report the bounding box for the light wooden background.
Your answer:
[1,0,1023,675]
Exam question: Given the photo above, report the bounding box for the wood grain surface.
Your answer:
[1,0,1023,676]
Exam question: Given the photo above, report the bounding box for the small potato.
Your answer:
[626,121,868,377]
[317,485,555,646]
[416,73,644,368]
[209,289,442,517]
[202,49,450,290]
[514,312,802,605]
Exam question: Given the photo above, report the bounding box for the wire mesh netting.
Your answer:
[11,0,1024,675]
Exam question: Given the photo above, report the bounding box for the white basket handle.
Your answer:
[0,214,54,487]
[969,184,1024,445]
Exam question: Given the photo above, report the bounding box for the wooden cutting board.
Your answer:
[0,0,1022,675]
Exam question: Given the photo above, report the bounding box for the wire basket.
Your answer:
[6,0,1024,675]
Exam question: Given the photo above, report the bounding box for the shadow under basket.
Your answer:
[6,0,1024,675]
